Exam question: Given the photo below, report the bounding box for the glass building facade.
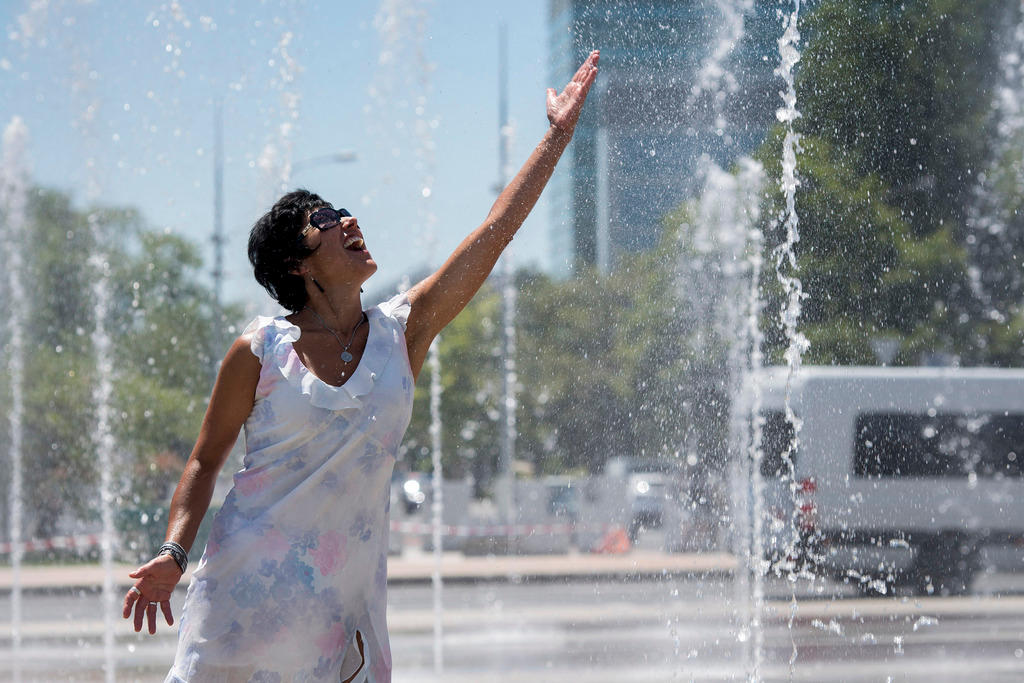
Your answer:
[547,0,778,277]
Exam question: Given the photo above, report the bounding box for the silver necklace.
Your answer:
[305,307,367,365]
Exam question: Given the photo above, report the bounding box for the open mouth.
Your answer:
[343,235,366,251]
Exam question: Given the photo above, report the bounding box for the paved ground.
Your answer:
[2,572,1024,682]
[0,549,737,592]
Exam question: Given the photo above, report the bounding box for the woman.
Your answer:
[123,50,599,682]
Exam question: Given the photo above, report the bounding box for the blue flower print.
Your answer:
[313,656,337,679]
[249,671,283,683]
[357,447,381,475]
[249,604,287,640]
[257,558,278,578]
[320,471,341,491]
[375,554,387,590]
[220,619,246,657]
[268,550,315,601]
[294,531,319,553]
[229,573,267,609]
[307,405,335,428]
[331,413,353,434]
[349,513,373,543]
[311,587,344,627]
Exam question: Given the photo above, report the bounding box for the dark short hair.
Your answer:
[248,189,329,312]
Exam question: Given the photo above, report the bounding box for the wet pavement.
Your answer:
[1,568,1023,681]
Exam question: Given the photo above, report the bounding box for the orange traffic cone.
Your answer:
[593,526,631,554]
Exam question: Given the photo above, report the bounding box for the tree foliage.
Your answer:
[0,186,240,550]
[400,224,708,489]
[757,0,1024,366]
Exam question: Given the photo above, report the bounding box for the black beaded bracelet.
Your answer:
[158,541,188,574]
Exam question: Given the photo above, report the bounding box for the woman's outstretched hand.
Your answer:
[547,50,599,134]
[122,554,182,634]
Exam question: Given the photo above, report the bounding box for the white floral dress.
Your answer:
[166,294,414,683]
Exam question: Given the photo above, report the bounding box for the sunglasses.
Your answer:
[307,207,352,232]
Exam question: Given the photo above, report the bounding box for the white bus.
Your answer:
[743,366,1024,595]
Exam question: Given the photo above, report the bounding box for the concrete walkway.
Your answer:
[0,551,737,592]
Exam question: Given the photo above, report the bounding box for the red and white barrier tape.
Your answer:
[389,520,619,537]
[0,533,104,555]
[0,524,623,554]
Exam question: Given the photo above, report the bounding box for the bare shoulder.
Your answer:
[217,333,262,388]
[229,331,261,364]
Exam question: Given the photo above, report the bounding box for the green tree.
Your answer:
[398,221,701,493]
[756,0,1024,365]
[0,186,240,551]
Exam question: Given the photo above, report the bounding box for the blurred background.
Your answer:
[2,0,1024,681]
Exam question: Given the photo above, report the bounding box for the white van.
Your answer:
[742,366,1024,595]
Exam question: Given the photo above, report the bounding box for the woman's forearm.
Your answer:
[162,457,221,554]
[405,124,573,350]
[485,124,573,239]
[402,51,598,359]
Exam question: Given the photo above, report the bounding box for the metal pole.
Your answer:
[496,24,518,532]
[212,98,224,310]
[211,99,226,371]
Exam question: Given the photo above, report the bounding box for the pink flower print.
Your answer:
[236,468,272,496]
[283,349,305,376]
[314,622,347,657]
[256,528,290,558]
[255,369,281,399]
[310,531,347,576]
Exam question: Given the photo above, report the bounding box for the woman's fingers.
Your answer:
[124,558,180,632]
[122,586,140,618]
[571,50,599,84]
[133,597,148,632]
[160,600,175,627]
[147,601,159,635]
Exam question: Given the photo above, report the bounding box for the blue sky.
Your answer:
[0,0,558,312]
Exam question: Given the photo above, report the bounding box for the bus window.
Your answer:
[855,412,1024,478]
[760,410,796,477]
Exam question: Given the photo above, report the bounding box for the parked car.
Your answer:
[604,457,682,541]
[391,470,428,515]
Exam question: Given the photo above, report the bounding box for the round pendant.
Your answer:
[341,351,354,363]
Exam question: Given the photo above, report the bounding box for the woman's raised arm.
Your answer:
[403,50,599,378]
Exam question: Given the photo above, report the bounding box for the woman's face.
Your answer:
[299,206,377,286]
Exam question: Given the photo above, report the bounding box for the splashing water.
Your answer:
[265,24,303,193]
[691,156,766,679]
[966,8,1024,321]
[88,217,119,683]
[428,338,444,674]
[2,116,30,683]
[772,1,807,676]
[64,12,123,675]
[687,0,755,135]
[374,0,444,671]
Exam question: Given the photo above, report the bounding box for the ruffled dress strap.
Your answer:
[242,315,301,363]
[377,292,411,331]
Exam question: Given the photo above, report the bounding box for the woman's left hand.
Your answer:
[122,554,182,634]
[547,50,599,134]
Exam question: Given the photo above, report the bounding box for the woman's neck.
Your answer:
[302,289,363,331]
